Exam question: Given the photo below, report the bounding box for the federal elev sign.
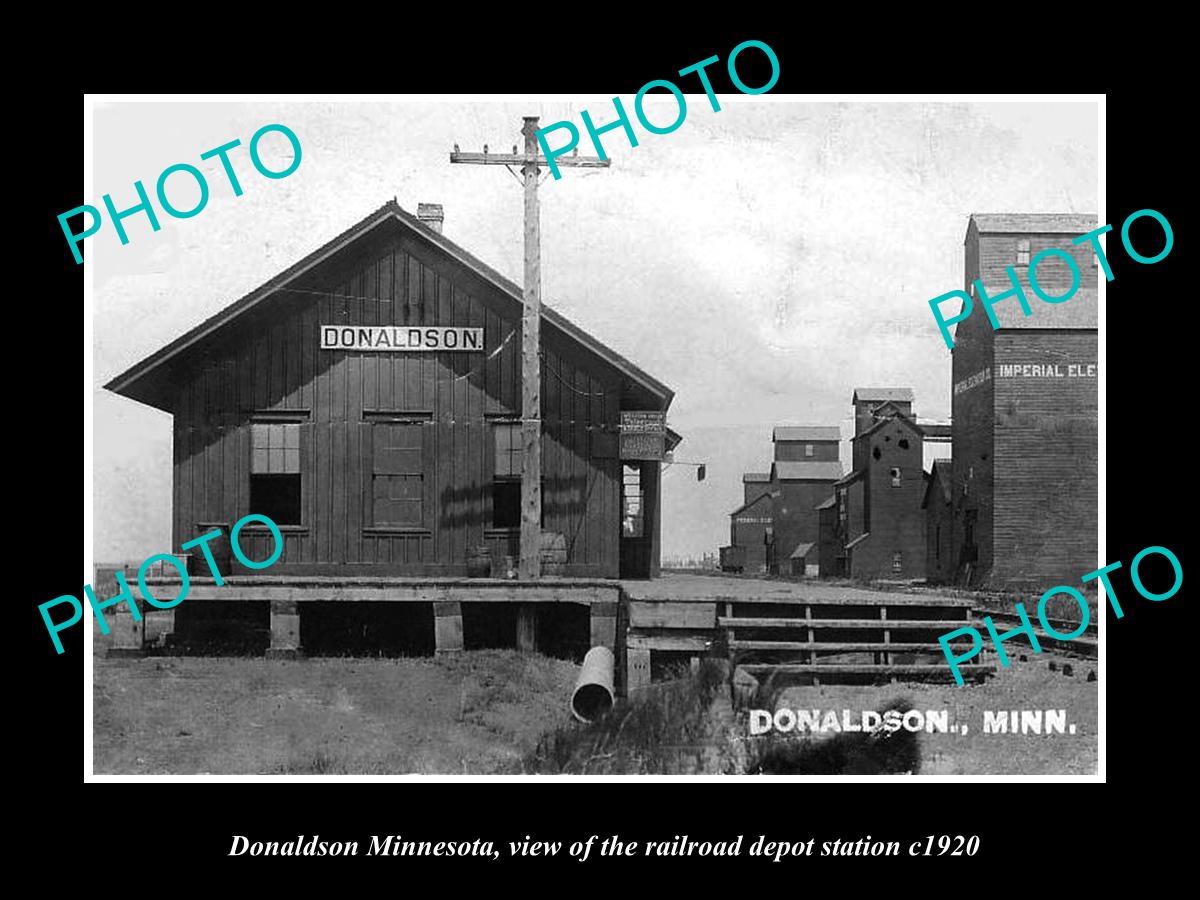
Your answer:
[321,325,483,351]
[620,410,666,461]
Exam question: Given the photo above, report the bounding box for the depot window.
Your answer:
[371,419,426,528]
[492,422,522,529]
[249,422,302,526]
[623,465,644,538]
[1016,239,1031,266]
[491,421,544,530]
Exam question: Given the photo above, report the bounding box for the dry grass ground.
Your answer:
[520,659,737,775]
[92,629,1096,775]
[93,650,579,774]
[521,650,1097,776]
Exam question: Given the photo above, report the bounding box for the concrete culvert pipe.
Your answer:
[571,646,615,723]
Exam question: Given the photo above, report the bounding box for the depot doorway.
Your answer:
[619,461,658,579]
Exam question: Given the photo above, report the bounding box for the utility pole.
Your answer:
[451,116,610,580]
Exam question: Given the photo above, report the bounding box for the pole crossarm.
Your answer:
[450,151,610,169]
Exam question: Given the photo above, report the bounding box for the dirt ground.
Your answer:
[93,650,580,774]
[92,596,1097,776]
[765,651,1098,775]
[93,648,1096,776]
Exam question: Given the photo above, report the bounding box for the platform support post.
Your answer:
[266,598,302,659]
[106,608,145,657]
[627,648,651,693]
[589,600,617,651]
[516,604,538,652]
[435,600,464,654]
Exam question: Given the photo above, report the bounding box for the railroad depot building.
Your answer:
[950,213,1098,589]
[104,200,678,656]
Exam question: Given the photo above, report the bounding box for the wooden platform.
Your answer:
[621,574,995,689]
[622,574,967,605]
[142,574,619,604]
[117,575,621,659]
[121,572,1020,691]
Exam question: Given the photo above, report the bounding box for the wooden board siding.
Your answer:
[925,472,953,585]
[817,505,839,577]
[772,480,837,563]
[743,483,767,505]
[774,440,839,462]
[171,226,624,577]
[951,225,993,585]
[855,419,926,579]
[846,478,866,544]
[972,232,1098,327]
[954,225,1098,589]
[730,492,773,574]
[992,330,1098,587]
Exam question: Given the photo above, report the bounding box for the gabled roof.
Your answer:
[730,491,774,518]
[104,200,675,413]
[815,495,836,511]
[855,408,925,441]
[969,213,1097,235]
[834,466,866,487]
[742,472,771,483]
[853,388,914,404]
[868,400,909,418]
[789,541,815,560]
[921,458,953,510]
[772,461,844,482]
[773,426,840,442]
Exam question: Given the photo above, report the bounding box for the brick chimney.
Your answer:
[417,203,444,234]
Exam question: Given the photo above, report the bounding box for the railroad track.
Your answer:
[973,607,1097,658]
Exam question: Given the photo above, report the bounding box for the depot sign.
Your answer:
[620,411,666,461]
[320,326,483,352]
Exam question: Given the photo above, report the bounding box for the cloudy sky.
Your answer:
[90,98,1098,564]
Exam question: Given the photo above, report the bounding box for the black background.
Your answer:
[25,24,1187,884]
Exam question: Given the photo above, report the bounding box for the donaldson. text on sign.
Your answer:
[320,326,483,352]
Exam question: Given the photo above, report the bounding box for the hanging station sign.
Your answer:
[620,411,666,461]
[320,326,484,352]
